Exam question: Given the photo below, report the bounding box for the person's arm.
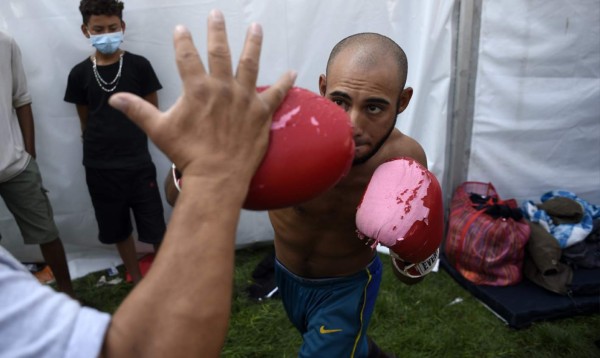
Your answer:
[164,166,180,206]
[100,10,295,357]
[11,36,35,159]
[75,104,89,135]
[143,91,159,108]
[15,103,36,158]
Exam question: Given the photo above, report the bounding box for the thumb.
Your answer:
[259,70,297,112]
[109,92,162,134]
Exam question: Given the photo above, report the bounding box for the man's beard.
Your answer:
[352,118,396,166]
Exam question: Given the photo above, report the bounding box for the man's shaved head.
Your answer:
[326,33,408,90]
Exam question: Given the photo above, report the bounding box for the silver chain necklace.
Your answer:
[91,52,124,92]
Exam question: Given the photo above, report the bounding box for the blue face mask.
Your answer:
[89,31,123,55]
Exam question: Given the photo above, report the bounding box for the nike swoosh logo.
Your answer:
[319,325,342,334]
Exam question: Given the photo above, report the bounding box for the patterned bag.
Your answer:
[444,182,531,286]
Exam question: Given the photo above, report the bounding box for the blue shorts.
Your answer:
[275,255,382,358]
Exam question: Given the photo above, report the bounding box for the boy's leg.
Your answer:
[0,160,75,297]
[39,238,75,297]
[130,163,166,252]
[85,167,139,282]
[116,234,142,284]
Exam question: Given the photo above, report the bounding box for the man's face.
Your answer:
[83,15,124,36]
[319,50,408,165]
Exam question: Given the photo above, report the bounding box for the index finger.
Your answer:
[259,70,297,112]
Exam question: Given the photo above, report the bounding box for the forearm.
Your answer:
[99,13,295,356]
[103,175,248,357]
[15,104,36,158]
[144,92,159,108]
[75,105,88,134]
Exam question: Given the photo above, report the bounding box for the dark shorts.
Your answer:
[275,255,383,358]
[85,164,166,245]
[0,159,59,245]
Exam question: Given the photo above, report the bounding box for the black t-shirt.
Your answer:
[64,51,162,169]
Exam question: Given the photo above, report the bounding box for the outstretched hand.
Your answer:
[109,9,296,184]
[101,11,295,357]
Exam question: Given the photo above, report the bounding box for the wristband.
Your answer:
[390,248,439,278]
[172,163,182,192]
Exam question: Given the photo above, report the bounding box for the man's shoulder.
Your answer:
[0,31,13,47]
[344,131,425,180]
[0,32,21,59]
[383,130,427,166]
[0,33,15,64]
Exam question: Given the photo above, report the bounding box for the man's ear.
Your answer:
[397,87,413,114]
[81,24,90,38]
[318,74,327,96]
[121,21,126,33]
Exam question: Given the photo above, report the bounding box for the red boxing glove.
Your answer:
[356,158,444,277]
[390,248,439,279]
[172,87,354,211]
[244,87,354,210]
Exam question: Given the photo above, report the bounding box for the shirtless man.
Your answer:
[164,32,432,357]
[269,33,428,357]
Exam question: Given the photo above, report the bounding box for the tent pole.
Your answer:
[443,0,482,221]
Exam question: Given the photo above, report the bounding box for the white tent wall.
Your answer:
[466,0,600,205]
[0,0,453,278]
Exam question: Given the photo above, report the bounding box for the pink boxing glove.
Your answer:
[356,158,444,278]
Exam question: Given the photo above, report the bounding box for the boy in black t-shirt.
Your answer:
[64,0,165,284]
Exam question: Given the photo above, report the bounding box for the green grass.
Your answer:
[69,245,600,357]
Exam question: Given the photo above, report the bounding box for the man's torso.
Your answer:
[270,130,426,278]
